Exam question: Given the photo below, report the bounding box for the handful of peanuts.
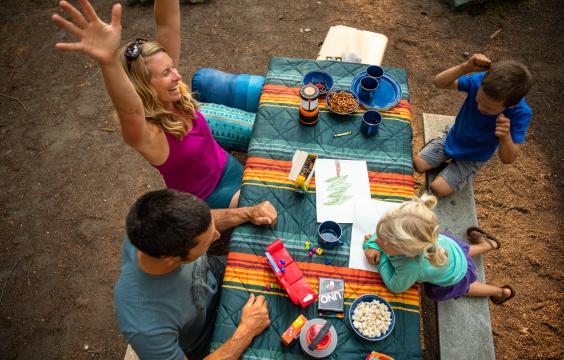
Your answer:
[327,91,359,114]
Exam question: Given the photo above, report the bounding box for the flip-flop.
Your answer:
[490,285,516,305]
[466,226,501,250]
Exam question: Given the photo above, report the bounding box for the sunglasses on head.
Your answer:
[124,38,147,70]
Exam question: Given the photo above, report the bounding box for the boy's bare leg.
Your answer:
[413,154,435,173]
[429,176,454,197]
[466,282,511,299]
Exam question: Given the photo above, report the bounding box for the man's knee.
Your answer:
[413,155,433,173]
[430,176,454,197]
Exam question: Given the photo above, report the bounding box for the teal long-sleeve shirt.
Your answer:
[363,233,468,293]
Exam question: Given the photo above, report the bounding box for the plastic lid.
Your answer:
[300,84,320,100]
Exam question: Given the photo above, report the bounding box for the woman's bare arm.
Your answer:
[154,0,181,68]
[53,0,148,147]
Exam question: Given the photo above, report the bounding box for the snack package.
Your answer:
[281,314,308,346]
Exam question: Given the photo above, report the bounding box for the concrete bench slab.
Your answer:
[422,113,495,360]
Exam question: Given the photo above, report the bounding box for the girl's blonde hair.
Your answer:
[376,194,448,267]
[119,41,197,141]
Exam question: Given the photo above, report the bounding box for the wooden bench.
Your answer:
[423,113,495,360]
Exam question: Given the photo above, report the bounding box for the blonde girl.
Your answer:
[363,194,515,304]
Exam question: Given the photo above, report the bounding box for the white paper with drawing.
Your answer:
[315,159,370,223]
[349,199,402,272]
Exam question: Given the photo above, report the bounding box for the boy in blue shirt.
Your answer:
[414,54,533,196]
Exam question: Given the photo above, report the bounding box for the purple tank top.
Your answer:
[153,110,228,200]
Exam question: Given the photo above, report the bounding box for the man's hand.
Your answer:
[495,114,511,139]
[463,53,492,73]
[204,293,270,359]
[248,201,277,226]
[239,294,270,337]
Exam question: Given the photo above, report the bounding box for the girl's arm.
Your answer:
[53,0,147,147]
[154,0,181,68]
[362,234,419,293]
[378,254,420,294]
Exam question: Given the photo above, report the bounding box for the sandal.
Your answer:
[490,285,516,305]
[466,226,501,250]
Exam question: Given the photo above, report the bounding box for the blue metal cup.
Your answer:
[317,221,343,249]
[366,65,384,80]
[358,76,379,103]
[361,110,382,137]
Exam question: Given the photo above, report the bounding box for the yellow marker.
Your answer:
[333,131,352,138]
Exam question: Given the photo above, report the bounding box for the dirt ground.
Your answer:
[0,0,562,359]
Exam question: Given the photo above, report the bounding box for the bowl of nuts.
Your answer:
[303,70,334,95]
[348,294,395,341]
[325,90,359,115]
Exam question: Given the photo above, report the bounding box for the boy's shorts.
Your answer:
[419,127,486,192]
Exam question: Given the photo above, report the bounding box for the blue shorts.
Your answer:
[204,154,243,209]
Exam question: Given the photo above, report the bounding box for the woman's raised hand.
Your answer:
[52,0,122,65]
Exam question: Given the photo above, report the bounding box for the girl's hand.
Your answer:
[363,233,373,243]
[364,248,381,265]
[52,0,122,65]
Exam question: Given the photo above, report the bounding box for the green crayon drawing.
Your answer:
[324,174,353,206]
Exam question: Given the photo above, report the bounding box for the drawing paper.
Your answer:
[349,199,402,272]
[315,159,370,223]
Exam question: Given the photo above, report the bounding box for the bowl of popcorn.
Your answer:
[348,294,395,341]
[325,90,359,115]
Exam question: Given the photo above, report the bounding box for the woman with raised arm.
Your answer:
[52,0,242,208]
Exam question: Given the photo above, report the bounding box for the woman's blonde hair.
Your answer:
[119,41,197,141]
[376,194,448,267]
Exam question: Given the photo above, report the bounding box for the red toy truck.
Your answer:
[265,239,318,308]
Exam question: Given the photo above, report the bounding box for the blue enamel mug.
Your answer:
[358,76,379,103]
[366,65,384,80]
[361,110,382,137]
[317,221,343,249]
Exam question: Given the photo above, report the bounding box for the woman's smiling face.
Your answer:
[145,51,182,108]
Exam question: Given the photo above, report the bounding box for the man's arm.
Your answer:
[155,0,181,68]
[432,53,491,90]
[202,294,270,360]
[211,201,277,233]
[496,114,522,164]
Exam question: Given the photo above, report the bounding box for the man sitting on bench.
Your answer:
[115,189,277,359]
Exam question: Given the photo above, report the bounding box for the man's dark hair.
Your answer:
[481,60,533,107]
[126,189,212,258]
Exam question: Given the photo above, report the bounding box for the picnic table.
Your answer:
[209,57,419,359]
